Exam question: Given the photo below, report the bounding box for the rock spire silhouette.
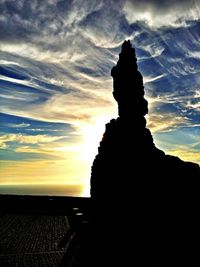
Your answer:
[90,40,200,228]
[111,40,148,124]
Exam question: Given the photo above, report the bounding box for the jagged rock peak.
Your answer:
[111,40,137,76]
[117,40,137,69]
[111,40,148,121]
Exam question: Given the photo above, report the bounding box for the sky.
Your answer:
[0,0,200,196]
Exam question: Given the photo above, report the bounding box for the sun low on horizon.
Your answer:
[0,0,200,197]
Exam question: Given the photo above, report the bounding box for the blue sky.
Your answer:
[0,0,200,193]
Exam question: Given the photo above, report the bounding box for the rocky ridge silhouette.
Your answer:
[90,40,200,229]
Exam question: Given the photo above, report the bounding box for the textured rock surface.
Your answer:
[90,40,200,227]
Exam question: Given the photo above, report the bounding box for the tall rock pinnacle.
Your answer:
[111,40,148,124]
[90,40,200,230]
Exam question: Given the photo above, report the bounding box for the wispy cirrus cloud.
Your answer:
[0,133,67,145]
[8,122,30,128]
[147,113,189,133]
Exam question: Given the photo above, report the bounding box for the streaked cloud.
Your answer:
[144,74,167,84]
[147,113,189,133]
[0,133,67,145]
[8,122,30,128]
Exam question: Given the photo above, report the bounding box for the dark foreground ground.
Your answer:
[0,195,90,267]
[0,195,198,266]
[0,214,68,266]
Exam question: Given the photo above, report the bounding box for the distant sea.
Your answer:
[0,184,89,197]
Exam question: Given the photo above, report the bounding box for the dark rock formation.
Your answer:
[111,40,148,124]
[90,40,200,232]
